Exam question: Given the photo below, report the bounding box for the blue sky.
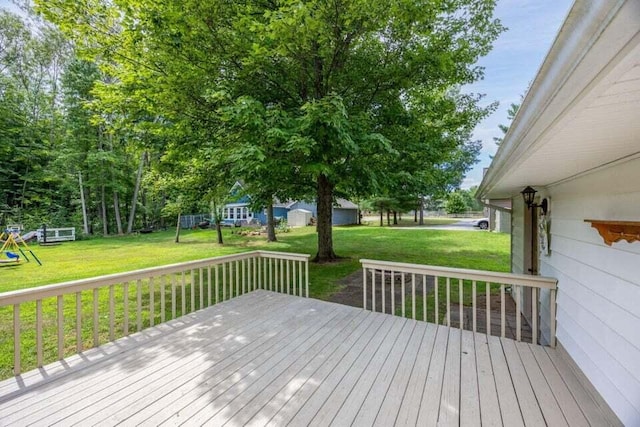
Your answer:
[2,0,573,190]
[462,0,574,189]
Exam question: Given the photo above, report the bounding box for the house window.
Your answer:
[242,208,248,219]
[229,209,235,219]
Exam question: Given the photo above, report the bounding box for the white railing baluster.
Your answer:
[486,282,491,336]
[241,259,245,295]
[391,271,395,315]
[458,278,463,329]
[423,275,427,322]
[412,274,416,320]
[222,263,227,301]
[363,267,367,310]
[550,288,557,347]
[292,261,297,296]
[214,264,219,304]
[532,287,538,344]
[181,272,186,317]
[500,284,505,338]
[299,261,303,296]
[446,277,451,326]
[109,285,115,341]
[372,269,376,312]
[199,268,204,309]
[93,288,99,346]
[235,260,240,297]
[171,275,176,319]
[516,285,521,342]
[137,279,143,331]
[124,282,129,335]
[160,276,166,323]
[286,260,290,294]
[76,291,82,352]
[269,258,273,291]
[149,278,155,327]
[382,270,386,314]
[434,276,439,324]
[401,273,406,318]
[305,259,309,298]
[472,280,477,332]
[190,269,195,313]
[207,267,212,306]
[13,304,20,375]
[57,295,64,359]
[279,259,284,293]
[36,299,43,367]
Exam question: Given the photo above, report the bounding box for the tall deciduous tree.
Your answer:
[38,0,503,261]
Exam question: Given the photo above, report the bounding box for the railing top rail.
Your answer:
[360,258,557,289]
[0,250,309,306]
[256,250,311,261]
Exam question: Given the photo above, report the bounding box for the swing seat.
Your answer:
[5,251,19,260]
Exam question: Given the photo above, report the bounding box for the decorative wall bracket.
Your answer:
[584,219,640,246]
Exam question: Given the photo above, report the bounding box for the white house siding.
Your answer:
[537,157,640,425]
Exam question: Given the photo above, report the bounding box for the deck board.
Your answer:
[0,290,620,426]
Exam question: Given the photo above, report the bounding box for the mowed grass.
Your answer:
[0,224,509,379]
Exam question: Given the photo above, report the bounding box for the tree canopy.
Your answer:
[2,1,506,259]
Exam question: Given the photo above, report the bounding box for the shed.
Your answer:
[287,209,312,227]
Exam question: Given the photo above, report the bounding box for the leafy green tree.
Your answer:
[38,0,503,261]
[445,191,468,214]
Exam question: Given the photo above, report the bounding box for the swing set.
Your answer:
[0,229,42,266]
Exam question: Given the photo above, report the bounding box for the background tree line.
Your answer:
[2,1,503,261]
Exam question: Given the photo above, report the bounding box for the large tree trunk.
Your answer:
[127,151,146,233]
[393,211,398,225]
[212,200,223,244]
[419,197,424,225]
[175,212,181,243]
[113,191,123,234]
[379,208,383,227]
[414,206,418,222]
[266,202,277,242]
[78,172,89,235]
[314,174,337,262]
[101,185,108,235]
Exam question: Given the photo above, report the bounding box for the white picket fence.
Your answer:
[0,251,309,376]
[360,259,557,347]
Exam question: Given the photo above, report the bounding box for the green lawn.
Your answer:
[0,224,510,378]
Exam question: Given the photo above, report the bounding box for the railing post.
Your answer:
[305,259,309,298]
[363,267,367,310]
[13,304,20,375]
[550,288,557,347]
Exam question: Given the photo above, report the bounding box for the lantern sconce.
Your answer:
[521,186,548,215]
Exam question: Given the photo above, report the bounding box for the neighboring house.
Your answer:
[222,182,359,226]
[478,2,640,425]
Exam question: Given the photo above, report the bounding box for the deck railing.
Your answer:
[0,250,309,376]
[360,259,557,347]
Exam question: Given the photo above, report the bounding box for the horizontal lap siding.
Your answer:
[540,157,640,426]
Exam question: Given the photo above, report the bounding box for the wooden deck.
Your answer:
[0,290,619,426]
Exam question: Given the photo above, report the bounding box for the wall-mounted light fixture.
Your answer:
[521,186,548,215]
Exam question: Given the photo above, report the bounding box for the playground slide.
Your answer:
[19,231,37,242]
[1,231,38,244]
